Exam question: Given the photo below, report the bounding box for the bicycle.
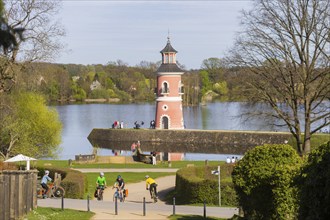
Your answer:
[150,186,158,203]
[113,187,125,202]
[37,182,65,198]
[96,186,106,201]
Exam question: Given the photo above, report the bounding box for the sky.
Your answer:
[56,0,253,70]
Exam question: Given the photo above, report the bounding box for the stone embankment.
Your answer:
[88,128,293,155]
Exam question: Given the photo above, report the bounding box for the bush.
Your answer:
[232,144,302,220]
[298,141,330,219]
[61,170,87,199]
[175,165,238,206]
[90,88,110,99]
[37,167,86,199]
[0,161,18,170]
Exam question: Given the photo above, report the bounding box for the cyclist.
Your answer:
[113,175,125,199]
[41,170,52,198]
[145,175,158,199]
[117,175,125,192]
[96,172,107,197]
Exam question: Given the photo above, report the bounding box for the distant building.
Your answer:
[72,76,80,82]
[155,37,185,129]
[90,80,101,91]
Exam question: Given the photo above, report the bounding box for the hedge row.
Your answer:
[298,141,330,219]
[232,144,302,220]
[232,142,330,220]
[175,164,238,206]
[37,167,87,199]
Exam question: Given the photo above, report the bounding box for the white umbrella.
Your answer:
[4,154,37,170]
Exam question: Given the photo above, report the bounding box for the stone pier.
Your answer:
[88,129,293,155]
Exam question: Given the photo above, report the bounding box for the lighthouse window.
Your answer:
[162,105,168,111]
[162,82,169,94]
[165,54,169,63]
[169,54,173,63]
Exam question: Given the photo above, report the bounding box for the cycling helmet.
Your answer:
[100,172,104,176]
[145,175,149,179]
[117,175,121,179]
[45,170,50,175]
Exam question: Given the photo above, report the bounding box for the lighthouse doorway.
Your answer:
[161,116,169,129]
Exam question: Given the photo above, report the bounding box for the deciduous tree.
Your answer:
[201,57,224,82]
[0,0,65,93]
[0,92,62,160]
[228,0,330,155]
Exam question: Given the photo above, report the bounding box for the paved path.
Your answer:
[37,169,239,219]
[72,168,178,173]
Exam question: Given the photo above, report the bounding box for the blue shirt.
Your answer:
[41,175,52,184]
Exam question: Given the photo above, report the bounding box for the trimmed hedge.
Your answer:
[232,144,302,220]
[175,164,238,206]
[37,167,87,199]
[298,141,330,219]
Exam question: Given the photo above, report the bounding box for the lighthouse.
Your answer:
[155,37,185,129]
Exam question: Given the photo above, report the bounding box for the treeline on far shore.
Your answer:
[14,58,247,105]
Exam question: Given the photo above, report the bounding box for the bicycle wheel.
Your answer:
[113,191,118,202]
[120,191,124,202]
[98,190,103,201]
[54,186,65,197]
[122,191,125,202]
[151,188,157,203]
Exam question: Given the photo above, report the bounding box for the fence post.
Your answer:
[173,197,176,215]
[61,195,64,210]
[87,195,90,212]
[203,200,206,218]
[115,197,118,215]
[143,197,146,216]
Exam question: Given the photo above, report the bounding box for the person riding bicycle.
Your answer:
[113,175,125,199]
[41,170,52,198]
[116,175,125,190]
[96,172,107,196]
[145,175,158,199]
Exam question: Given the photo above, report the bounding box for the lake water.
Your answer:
[54,102,287,160]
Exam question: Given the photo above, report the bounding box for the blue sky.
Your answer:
[56,0,252,70]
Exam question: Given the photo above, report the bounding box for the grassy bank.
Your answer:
[24,207,94,220]
[32,160,224,169]
[168,214,227,220]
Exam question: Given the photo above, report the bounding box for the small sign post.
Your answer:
[211,166,221,206]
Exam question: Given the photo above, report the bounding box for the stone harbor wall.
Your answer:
[88,129,293,155]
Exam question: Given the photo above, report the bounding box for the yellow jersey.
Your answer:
[146,177,156,188]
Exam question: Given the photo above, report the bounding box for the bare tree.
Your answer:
[0,0,65,93]
[228,0,330,155]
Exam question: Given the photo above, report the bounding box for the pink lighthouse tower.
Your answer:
[155,37,185,129]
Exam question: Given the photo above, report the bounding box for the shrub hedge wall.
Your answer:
[175,164,238,206]
[232,144,302,220]
[298,141,330,219]
[37,167,87,199]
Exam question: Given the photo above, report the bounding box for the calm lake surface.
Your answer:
[54,102,287,160]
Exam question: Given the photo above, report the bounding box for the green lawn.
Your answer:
[168,214,227,220]
[24,207,94,220]
[32,160,224,169]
